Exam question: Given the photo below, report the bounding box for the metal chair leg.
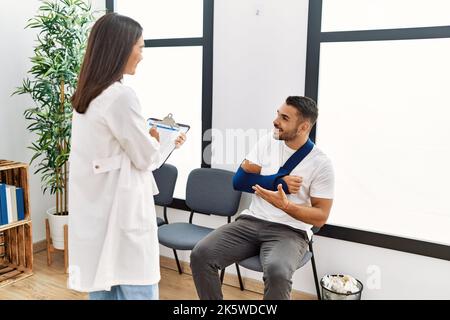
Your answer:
[173,249,183,274]
[163,206,169,224]
[309,242,321,300]
[235,263,245,291]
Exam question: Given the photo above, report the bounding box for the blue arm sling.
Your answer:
[233,139,314,194]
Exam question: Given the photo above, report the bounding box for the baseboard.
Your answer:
[33,240,47,253]
[159,255,316,300]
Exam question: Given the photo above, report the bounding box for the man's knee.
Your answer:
[264,261,294,283]
[191,239,215,267]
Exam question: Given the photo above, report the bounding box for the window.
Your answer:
[115,0,203,39]
[306,0,450,260]
[107,0,213,201]
[321,0,450,32]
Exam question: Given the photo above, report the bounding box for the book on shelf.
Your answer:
[5,185,13,224]
[10,186,18,223]
[16,188,25,221]
[0,184,7,226]
[0,183,26,226]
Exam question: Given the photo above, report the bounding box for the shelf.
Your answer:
[0,160,33,287]
[0,220,32,233]
[0,160,29,172]
[0,263,33,288]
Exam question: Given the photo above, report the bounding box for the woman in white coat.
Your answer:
[68,13,185,300]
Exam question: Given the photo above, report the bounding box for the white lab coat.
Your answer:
[68,81,161,292]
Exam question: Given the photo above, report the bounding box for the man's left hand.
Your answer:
[252,184,289,210]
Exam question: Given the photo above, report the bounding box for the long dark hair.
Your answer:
[71,13,143,114]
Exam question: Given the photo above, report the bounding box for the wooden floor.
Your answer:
[0,250,313,300]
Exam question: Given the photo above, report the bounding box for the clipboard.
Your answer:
[147,113,190,168]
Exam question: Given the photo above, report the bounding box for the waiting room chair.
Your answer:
[152,164,178,227]
[236,226,322,299]
[157,168,242,275]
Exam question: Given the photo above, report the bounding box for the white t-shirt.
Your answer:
[240,132,334,238]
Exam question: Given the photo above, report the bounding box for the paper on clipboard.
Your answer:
[147,114,190,168]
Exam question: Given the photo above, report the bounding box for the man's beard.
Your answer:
[273,127,298,141]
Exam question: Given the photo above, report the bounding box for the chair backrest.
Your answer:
[311,226,321,234]
[186,168,242,217]
[153,164,178,206]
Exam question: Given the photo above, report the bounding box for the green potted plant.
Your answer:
[13,0,96,249]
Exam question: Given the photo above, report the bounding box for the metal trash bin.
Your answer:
[320,274,363,300]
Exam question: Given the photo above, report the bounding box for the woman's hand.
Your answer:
[149,126,160,142]
[175,132,187,148]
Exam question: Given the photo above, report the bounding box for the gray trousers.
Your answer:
[190,214,309,300]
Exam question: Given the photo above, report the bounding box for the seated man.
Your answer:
[190,96,334,300]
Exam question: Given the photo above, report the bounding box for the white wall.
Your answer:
[1,0,53,243]
[0,0,105,243]
[158,0,450,300]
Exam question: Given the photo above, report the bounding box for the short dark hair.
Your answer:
[285,96,318,125]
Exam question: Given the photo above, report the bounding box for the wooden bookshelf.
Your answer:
[0,160,33,288]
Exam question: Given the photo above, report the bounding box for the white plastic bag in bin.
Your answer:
[320,274,363,300]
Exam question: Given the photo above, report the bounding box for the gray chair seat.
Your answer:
[156,217,166,227]
[239,251,313,273]
[158,223,214,250]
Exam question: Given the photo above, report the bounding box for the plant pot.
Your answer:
[46,207,68,250]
